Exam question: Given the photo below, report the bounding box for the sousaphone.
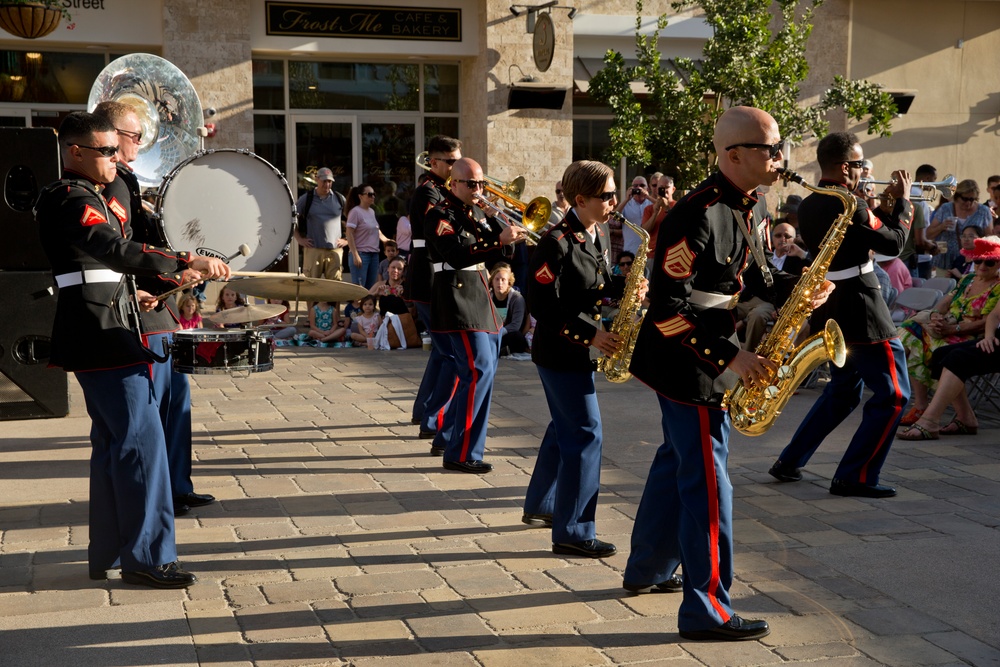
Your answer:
[88,53,203,188]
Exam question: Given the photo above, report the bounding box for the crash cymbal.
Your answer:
[234,275,370,303]
[208,303,287,325]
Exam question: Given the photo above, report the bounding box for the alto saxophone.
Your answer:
[723,169,850,436]
[598,211,649,383]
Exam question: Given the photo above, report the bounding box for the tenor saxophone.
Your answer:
[723,169,850,436]
[598,211,649,383]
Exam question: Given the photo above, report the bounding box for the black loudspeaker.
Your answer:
[1,127,60,270]
[508,84,568,110]
[0,271,68,420]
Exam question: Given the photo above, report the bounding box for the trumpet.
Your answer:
[859,175,957,202]
[473,194,550,244]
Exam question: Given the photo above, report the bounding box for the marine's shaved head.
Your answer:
[713,106,782,193]
[713,106,779,155]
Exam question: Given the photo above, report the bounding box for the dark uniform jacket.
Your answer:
[104,163,178,335]
[405,171,448,304]
[629,171,797,406]
[800,178,913,345]
[36,170,191,372]
[529,209,618,373]
[425,190,508,333]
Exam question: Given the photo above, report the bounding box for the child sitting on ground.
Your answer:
[307,301,348,347]
[350,295,382,348]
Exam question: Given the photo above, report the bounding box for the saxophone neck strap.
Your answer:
[733,209,773,288]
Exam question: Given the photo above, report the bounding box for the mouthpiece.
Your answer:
[776,167,804,185]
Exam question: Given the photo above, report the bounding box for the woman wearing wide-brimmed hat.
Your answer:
[897,235,1000,426]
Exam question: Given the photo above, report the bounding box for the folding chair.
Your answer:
[891,287,944,324]
[922,277,957,294]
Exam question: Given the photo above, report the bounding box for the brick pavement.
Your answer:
[1,345,998,666]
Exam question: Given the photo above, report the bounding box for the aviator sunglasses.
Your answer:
[72,144,119,157]
[725,142,783,159]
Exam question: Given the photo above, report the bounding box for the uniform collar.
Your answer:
[562,209,605,245]
[63,169,104,190]
[429,171,448,187]
[818,177,850,189]
[715,171,760,213]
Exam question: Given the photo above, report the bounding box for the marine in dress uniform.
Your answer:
[424,158,524,473]
[95,102,216,516]
[36,112,228,588]
[409,136,461,439]
[522,160,629,559]
[624,107,807,641]
[769,132,913,498]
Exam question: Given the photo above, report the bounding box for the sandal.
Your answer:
[940,418,978,436]
[897,423,940,441]
[899,406,925,426]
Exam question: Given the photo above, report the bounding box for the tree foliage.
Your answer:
[588,0,897,188]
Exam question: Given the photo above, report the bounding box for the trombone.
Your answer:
[859,174,957,202]
[474,194,551,245]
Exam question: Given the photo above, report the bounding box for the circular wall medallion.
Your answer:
[533,12,554,73]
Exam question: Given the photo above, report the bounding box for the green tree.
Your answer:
[588,0,897,188]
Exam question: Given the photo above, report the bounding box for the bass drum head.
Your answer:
[156,149,294,272]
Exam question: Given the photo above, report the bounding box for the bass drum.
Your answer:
[155,149,295,272]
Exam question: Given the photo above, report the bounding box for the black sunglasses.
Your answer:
[725,142,783,159]
[432,157,459,165]
[956,194,979,203]
[72,144,118,157]
[843,159,866,169]
[974,259,998,267]
[618,260,633,266]
[452,179,486,189]
[555,189,563,194]
[594,190,617,202]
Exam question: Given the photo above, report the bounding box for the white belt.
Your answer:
[433,262,486,273]
[54,269,123,288]
[411,239,426,248]
[689,290,739,310]
[826,260,873,281]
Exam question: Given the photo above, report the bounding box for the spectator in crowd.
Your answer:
[350,295,382,347]
[306,300,347,347]
[371,256,409,316]
[898,235,1000,425]
[489,262,528,356]
[550,180,570,223]
[949,225,985,279]
[874,252,912,295]
[640,176,676,263]
[616,175,652,257]
[294,167,348,283]
[378,240,400,282]
[927,179,994,271]
[778,195,802,232]
[898,306,1000,440]
[177,294,202,330]
[346,184,390,289]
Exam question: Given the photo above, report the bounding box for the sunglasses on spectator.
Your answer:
[773,233,794,239]
[724,142,783,159]
[594,191,617,202]
[452,179,486,189]
[72,144,118,157]
[618,260,633,266]
[955,194,979,203]
[432,157,459,165]
[974,259,998,267]
[362,191,375,196]
[555,189,563,194]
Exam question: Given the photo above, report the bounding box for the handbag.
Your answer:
[386,312,422,349]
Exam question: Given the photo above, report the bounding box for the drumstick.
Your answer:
[153,244,256,302]
[154,270,303,302]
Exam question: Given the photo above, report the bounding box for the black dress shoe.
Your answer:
[174,492,216,508]
[521,513,553,527]
[830,479,896,498]
[679,614,770,641]
[430,445,445,456]
[411,417,422,425]
[624,573,683,593]
[419,429,437,440]
[121,562,197,589]
[443,460,493,474]
[552,539,617,558]
[768,460,802,483]
[174,503,190,517]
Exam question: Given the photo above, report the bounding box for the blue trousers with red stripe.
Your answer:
[76,364,177,573]
[522,366,603,543]
[778,337,909,485]
[625,395,734,632]
[147,333,194,497]
[412,302,457,432]
[433,330,500,462]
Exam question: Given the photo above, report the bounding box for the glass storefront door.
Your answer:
[359,119,416,239]
[291,116,357,201]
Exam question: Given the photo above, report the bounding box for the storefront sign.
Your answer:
[266,2,461,42]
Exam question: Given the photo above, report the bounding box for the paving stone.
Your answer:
[924,630,1000,666]
[845,606,953,636]
[470,592,598,631]
[261,579,340,604]
[335,570,445,596]
[235,602,325,642]
[474,644,606,667]
[324,618,412,646]
[437,563,521,597]
[853,634,965,666]
[407,611,499,651]
[0,589,107,616]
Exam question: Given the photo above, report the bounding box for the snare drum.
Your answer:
[172,328,275,375]
[155,149,295,272]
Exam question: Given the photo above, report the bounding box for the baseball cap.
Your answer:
[316,167,334,181]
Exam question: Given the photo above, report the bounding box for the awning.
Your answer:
[573,57,701,95]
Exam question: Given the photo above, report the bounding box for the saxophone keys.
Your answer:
[777,365,792,380]
[764,385,780,399]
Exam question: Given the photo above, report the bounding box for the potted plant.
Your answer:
[0,1,72,39]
